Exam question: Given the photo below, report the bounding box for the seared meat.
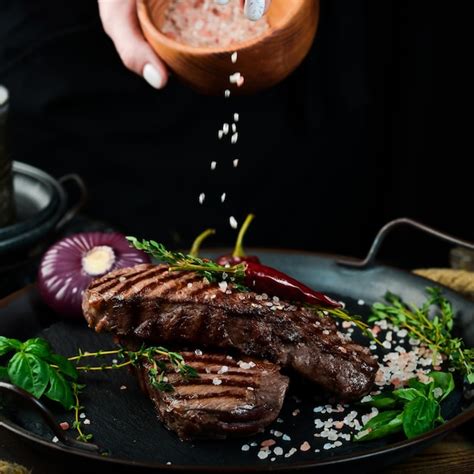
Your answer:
[83,264,378,400]
[135,350,288,440]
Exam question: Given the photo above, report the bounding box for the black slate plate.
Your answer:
[1,249,473,473]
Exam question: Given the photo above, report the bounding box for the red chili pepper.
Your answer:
[216,214,261,266]
[243,261,341,309]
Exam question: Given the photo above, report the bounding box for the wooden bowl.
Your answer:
[137,0,320,95]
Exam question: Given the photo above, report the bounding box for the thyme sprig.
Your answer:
[0,337,198,442]
[369,287,474,383]
[127,237,246,282]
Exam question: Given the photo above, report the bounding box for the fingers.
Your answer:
[241,0,271,21]
[98,0,168,89]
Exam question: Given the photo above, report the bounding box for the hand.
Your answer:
[98,0,168,90]
[241,0,271,21]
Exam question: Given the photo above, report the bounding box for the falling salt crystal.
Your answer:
[223,123,229,134]
[234,113,239,122]
[220,193,226,203]
[52,436,59,443]
[199,193,205,204]
[229,216,238,228]
[232,123,237,133]
[231,52,238,63]
[224,89,231,98]
[231,133,238,144]
[241,444,250,451]
[233,159,239,167]
[229,72,242,84]
[210,161,217,170]
[218,130,224,139]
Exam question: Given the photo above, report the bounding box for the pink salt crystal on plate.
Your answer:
[261,439,276,447]
[300,441,311,452]
[59,422,69,430]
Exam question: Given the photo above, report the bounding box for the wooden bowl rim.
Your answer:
[137,0,305,55]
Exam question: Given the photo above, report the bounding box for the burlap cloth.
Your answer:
[1,268,473,472]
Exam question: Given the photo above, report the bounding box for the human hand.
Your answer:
[98,0,168,89]
[241,0,272,21]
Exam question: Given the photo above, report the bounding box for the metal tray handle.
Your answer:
[0,381,99,452]
[338,217,474,269]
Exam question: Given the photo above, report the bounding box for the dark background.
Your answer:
[0,0,471,268]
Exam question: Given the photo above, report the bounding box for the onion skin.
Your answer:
[38,232,150,319]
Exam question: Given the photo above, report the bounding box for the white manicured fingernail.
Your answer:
[244,0,265,21]
[143,63,164,89]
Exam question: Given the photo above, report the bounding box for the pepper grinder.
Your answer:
[0,85,15,228]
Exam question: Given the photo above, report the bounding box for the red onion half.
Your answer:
[38,232,150,318]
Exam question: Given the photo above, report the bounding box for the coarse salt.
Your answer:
[221,192,226,202]
[210,161,217,170]
[195,349,203,355]
[52,436,59,443]
[234,113,239,122]
[199,193,205,204]
[218,365,229,374]
[231,52,238,63]
[300,441,311,452]
[241,444,250,451]
[231,132,238,144]
[229,216,238,228]
[212,378,222,385]
[223,123,229,134]
[83,419,91,425]
[233,158,239,167]
[120,385,127,390]
[225,89,231,97]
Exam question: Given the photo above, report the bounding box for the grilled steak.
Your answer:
[83,264,378,399]
[135,350,288,440]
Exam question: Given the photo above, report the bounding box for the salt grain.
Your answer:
[83,419,91,425]
[233,158,239,167]
[218,365,229,374]
[225,89,231,97]
[212,378,222,385]
[199,193,205,204]
[261,439,276,447]
[273,447,283,456]
[231,132,238,144]
[357,299,365,305]
[229,216,238,228]
[79,413,86,419]
[231,52,238,63]
[223,123,229,134]
[221,192,226,202]
[284,447,297,458]
[257,450,270,460]
[300,441,311,452]
[120,385,127,390]
[241,444,250,451]
[59,422,69,430]
[210,161,217,170]
[282,434,291,441]
[52,436,59,443]
[195,349,203,356]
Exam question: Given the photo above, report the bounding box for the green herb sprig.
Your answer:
[126,237,246,283]
[369,288,474,383]
[355,371,455,441]
[0,336,197,442]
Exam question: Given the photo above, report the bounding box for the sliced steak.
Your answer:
[135,350,289,440]
[83,264,378,400]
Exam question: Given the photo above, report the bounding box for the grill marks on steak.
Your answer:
[83,264,378,400]
[136,351,289,440]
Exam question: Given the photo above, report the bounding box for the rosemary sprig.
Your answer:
[369,287,474,383]
[127,237,246,282]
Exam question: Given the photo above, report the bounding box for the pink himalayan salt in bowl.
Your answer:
[137,0,320,94]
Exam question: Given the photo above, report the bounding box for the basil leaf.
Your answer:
[393,388,424,403]
[7,352,50,398]
[45,366,74,410]
[354,412,403,441]
[428,371,455,400]
[403,397,439,439]
[408,378,432,395]
[23,338,52,359]
[0,366,9,381]
[47,353,78,381]
[364,410,402,430]
[363,394,398,409]
[0,336,22,356]
[467,373,474,384]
